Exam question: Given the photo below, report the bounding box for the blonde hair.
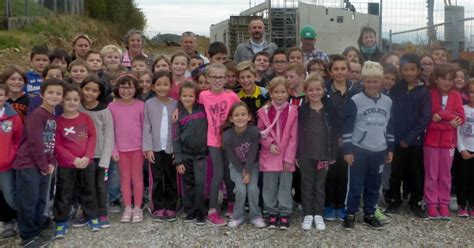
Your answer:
[361,61,383,78]
[303,72,325,91]
[206,63,227,75]
[100,45,123,58]
[236,61,256,77]
[268,76,288,92]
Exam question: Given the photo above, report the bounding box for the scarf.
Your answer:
[260,101,289,145]
[361,44,377,55]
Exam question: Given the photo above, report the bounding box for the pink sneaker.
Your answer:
[225,202,234,217]
[438,205,451,220]
[426,206,439,220]
[152,209,166,222]
[206,211,227,226]
[457,207,469,218]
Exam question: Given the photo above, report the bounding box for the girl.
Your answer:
[68,59,89,86]
[54,86,99,239]
[456,79,474,218]
[108,73,145,223]
[342,46,363,65]
[199,64,240,226]
[454,68,468,104]
[152,55,171,73]
[173,81,208,225]
[137,70,154,101]
[143,71,178,222]
[424,64,464,220]
[357,26,383,62]
[306,59,329,81]
[381,52,400,70]
[258,77,298,230]
[170,52,190,100]
[0,65,29,119]
[191,67,210,92]
[79,76,115,228]
[297,73,336,231]
[223,102,265,229]
[420,54,435,86]
[42,64,64,80]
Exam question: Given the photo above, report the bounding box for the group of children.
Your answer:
[0,28,473,247]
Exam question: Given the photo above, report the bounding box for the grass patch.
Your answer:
[0,0,52,17]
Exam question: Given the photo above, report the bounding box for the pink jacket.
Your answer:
[257,104,298,172]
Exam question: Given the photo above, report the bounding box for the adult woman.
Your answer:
[121,29,150,69]
[71,33,92,61]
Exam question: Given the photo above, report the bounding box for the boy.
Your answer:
[382,63,398,97]
[348,61,362,88]
[13,78,65,247]
[271,49,288,78]
[26,45,50,96]
[189,55,204,73]
[431,46,448,65]
[342,61,394,230]
[207,42,228,65]
[286,63,306,108]
[224,61,241,92]
[236,61,268,119]
[131,54,149,72]
[100,45,123,72]
[288,47,304,63]
[253,51,271,88]
[68,59,90,86]
[49,48,71,72]
[385,54,431,218]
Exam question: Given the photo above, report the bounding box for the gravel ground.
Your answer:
[1,204,473,247]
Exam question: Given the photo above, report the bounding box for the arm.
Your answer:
[245,127,261,169]
[142,103,153,152]
[172,115,183,165]
[342,99,357,155]
[223,130,245,172]
[99,109,115,168]
[257,111,275,149]
[283,111,298,165]
[84,115,97,160]
[402,89,432,144]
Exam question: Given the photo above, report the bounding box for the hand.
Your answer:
[112,155,120,162]
[450,116,462,128]
[400,140,408,148]
[344,154,354,166]
[270,144,280,155]
[73,157,83,168]
[386,152,393,163]
[329,160,336,165]
[47,164,55,174]
[460,150,472,160]
[172,109,179,123]
[283,162,292,171]
[242,169,250,184]
[295,160,300,168]
[176,164,186,174]
[145,151,155,163]
[80,157,90,168]
[432,113,442,122]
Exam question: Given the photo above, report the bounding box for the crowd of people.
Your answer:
[0,18,473,247]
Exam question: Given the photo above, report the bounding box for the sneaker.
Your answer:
[195,215,206,226]
[21,236,50,248]
[165,210,177,222]
[426,205,440,220]
[120,207,133,223]
[250,217,266,228]
[457,207,469,218]
[206,211,227,226]
[363,215,384,230]
[439,205,451,220]
[267,214,278,229]
[184,212,196,223]
[225,202,234,217]
[88,218,101,232]
[279,215,290,230]
[54,222,68,239]
[71,215,88,227]
[108,200,122,213]
[323,207,336,221]
[335,208,346,221]
[301,215,313,231]
[132,207,143,223]
[449,196,458,211]
[314,215,326,231]
[152,209,166,222]
[227,218,244,228]
[374,208,391,224]
[343,214,355,231]
[410,204,427,219]
[1,221,17,239]
[99,216,111,228]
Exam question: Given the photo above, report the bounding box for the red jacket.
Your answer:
[424,88,465,148]
[0,103,23,172]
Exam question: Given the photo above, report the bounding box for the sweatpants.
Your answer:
[53,165,98,222]
[91,159,108,217]
[346,147,385,215]
[325,150,348,209]
[16,168,51,240]
[230,164,262,221]
[208,147,235,210]
[387,145,424,206]
[263,171,293,216]
[456,151,474,208]
[118,150,144,208]
[423,146,454,206]
[149,151,177,211]
[0,169,16,210]
[0,191,16,222]
[299,159,328,216]
[181,153,207,217]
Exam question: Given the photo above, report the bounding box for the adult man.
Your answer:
[234,19,278,63]
[300,25,329,64]
[181,31,209,64]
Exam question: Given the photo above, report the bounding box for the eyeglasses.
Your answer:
[209,76,226,81]
[273,60,288,65]
[118,86,136,91]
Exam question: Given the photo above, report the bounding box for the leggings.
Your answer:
[208,147,235,209]
[118,150,144,208]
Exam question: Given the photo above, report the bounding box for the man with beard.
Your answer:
[300,25,329,65]
[234,19,278,63]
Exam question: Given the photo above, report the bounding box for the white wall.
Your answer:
[210,19,229,44]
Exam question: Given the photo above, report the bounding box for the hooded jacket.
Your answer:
[0,103,23,172]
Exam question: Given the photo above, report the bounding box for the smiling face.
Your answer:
[272,54,288,75]
[198,75,210,91]
[139,74,152,95]
[230,105,251,130]
[289,51,303,63]
[180,87,196,109]
[346,50,359,63]
[254,55,270,72]
[363,75,383,97]
[330,60,349,83]
[63,90,81,113]
[171,56,188,77]
[117,82,136,101]
[128,33,143,54]
[5,72,25,95]
[400,63,420,85]
[383,73,397,91]
[208,67,226,92]
[305,80,324,104]
[41,85,64,109]
[432,49,447,65]
[154,59,171,73]
[70,65,89,85]
[103,52,121,69]
[238,70,256,93]
[270,84,289,106]
[82,81,101,104]
[435,74,454,94]
[153,76,171,98]
[454,70,466,90]
[45,68,63,80]
[362,31,376,47]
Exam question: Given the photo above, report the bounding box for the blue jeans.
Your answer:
[107,159,121,203]
[0,170,16,210]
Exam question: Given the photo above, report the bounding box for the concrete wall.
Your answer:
[210,19,229,44]
[298,2,380,54]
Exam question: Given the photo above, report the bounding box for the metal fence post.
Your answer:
[389,29,392,51]
[452,15,459,59]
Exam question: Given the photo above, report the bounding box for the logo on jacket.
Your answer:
[64,126,76,135]
[1,120,12,133]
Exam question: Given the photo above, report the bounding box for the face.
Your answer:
[230,105,251,129]
[5,72,25,94]
[362,31,376,47]
[286,70,304,89]
[181,36,197,55]
[74,38,91,58]
[103,52,121,68]
[249,20,265,41]
[52,58,68,71]
[0,90,6,108]
[41,85,63,108]
[70,65,89,84]
[171,56,188,77]
[208,68,226,92]
[139,74,152,94]
[254,55,270,72]
[301,38,315,52]
[383,73,397,91]
[118,82,136,100]
[180,87,196,108]
[435,74,454,93]
[198,75,210,90]
[31,54,49,73]
[400,63,420,84]
[63,90,81,113]
[154,59,171,72]
[153,76,171,97]
[289,51,303,63]
[82,82,101,104]
[364,76,383,97]
[210,53,226,65]
[128,33,143,54]
[272,54,288,75]
[238,70,256,92]
[455,71,466,90]
[420,56,434,76]
[432,49,447,65]
[385,55,400,69]
[45,68,63,80]
[346,50,359,63]
[132,61,147,72]
[348,63,362,82]
[189,58,203,72]
[270,84,289,105]
[305,81,324,103]
[330,61,349,83]
[86,54,103,72]
[226,71,237,87]
[309,63,327,77]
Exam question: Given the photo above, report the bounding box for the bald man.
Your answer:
[234,19,278,63]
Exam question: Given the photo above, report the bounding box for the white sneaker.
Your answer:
[314,215,326,231]
[250,217,266,228]
[449,196,458,211]
[302,215,313,231]
[228,218,244,228]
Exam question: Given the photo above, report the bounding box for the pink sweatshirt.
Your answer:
[199,90,240,147]
[108,99,144,154]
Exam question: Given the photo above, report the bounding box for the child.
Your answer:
[424,64,464,220]
[132,55,149,72]
[108,73,145,223]
[431,46,448,65]
[288,47,304,63]
[85,51,103,75]
[223,102,265,228]
[189,55,204,73]
[26,45,50,96]
[173,81,208,225]
[207,42,228,65]
[137,70,154,101]
[342,61,394,230]
[385,54,432,218]
[258,77,298,229]
[348,62,362,88]
[1,66,29,119]
[454,67,468,104]
[69,59,89,86]
[224,61,240,92]
[236,61,268,119]
[170,51,191,100]
[79,76,115,228]
[28,64,67,115]
[50,48,71,72]
[53,86,99,239]
[456,79,474,218]
[199,64,240,226]
[297,73,336,231]
[382,64,398,96]
[420,54,435,86]
[381,52,400,70]
[191,67,210,92]
[357,26,383,62]
[342,46,363,65]
[43,64,64,80]
[152,55,171,73]
[253,51,271,88]
[271,49,289,78]
[13,78,64,247]
[286,63,306,108]
[307,59,329,80]
[100,45,123,73]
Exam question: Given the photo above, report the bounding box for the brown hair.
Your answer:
[179,80,200,99]
[0,65,27,85]
[268,76,289,93]
[431,63,457,87]
[303,72,325,91]
[222,102,254,132]
[171,51,190,65]
[113,72,141,98]
[286,62,306,77]
[236,61,257,77]
[152,71,173,86]
[42,64,64,79]
[68,59,89,72]
[151,55,171,73]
